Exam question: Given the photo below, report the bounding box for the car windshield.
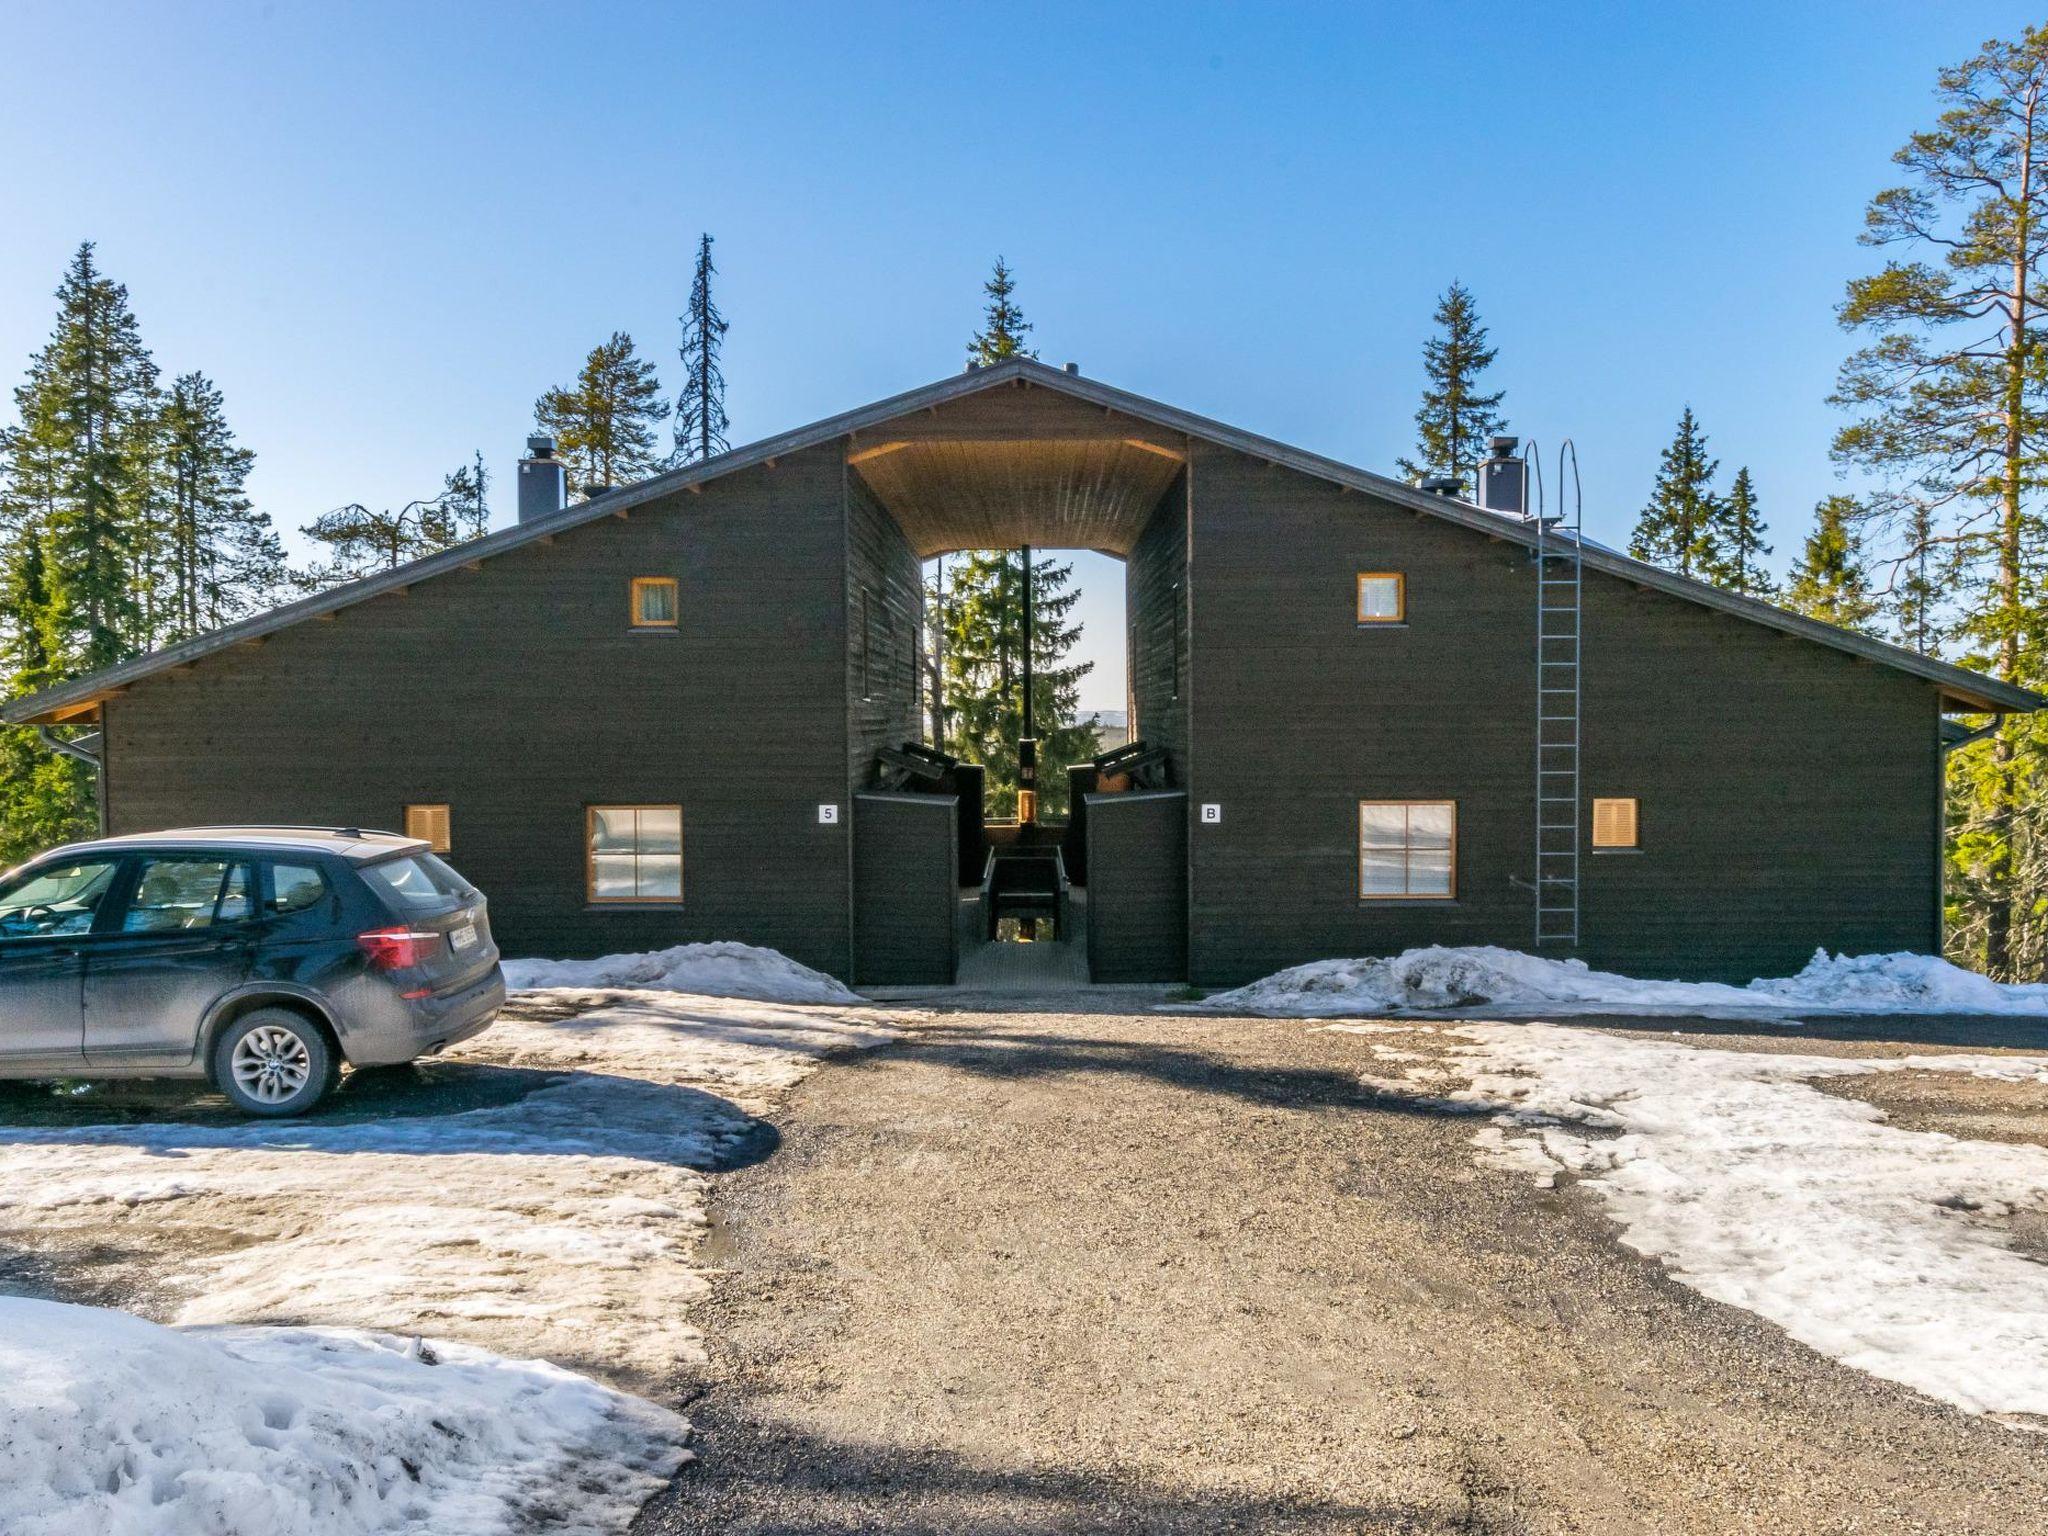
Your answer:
[360,852,472,914]
[0,857,122,940]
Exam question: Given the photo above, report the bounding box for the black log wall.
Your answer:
[847,469,924,791]
[1182,443,1943,986]
[103,445,859,976]
[1126,474,1188,772]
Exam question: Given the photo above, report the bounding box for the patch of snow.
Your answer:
[0,1297,683,1536]
[0,991,896,1395]
[1367,1024,2048,1417]
[1199,945,2048,1018]
[503,941,860,1005]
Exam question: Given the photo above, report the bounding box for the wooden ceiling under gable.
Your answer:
[846,378,1186,557]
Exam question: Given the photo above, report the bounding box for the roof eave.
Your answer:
[6,356,2039,719]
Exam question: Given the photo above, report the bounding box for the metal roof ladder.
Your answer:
[1533,443,1583,948]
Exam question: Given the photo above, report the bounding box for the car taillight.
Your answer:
[357,928,439,970]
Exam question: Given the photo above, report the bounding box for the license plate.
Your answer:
[450,923,478,951]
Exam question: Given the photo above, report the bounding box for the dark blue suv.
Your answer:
[0,827,505,1115]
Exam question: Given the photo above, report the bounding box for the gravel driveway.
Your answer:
[637,1000,2048,1535]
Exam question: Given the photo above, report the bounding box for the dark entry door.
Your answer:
[84,856,257,1068]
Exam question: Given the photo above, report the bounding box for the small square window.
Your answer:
[1359,800,1455,898]
[631,577,679,628]
[1592,797,1639,849]
[1357,573,1405,623]
[405,804,452,853]
[588,805,683,904]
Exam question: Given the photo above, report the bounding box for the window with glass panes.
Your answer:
[1356,573,1405,623]
[1358,801,1456,898]
[586,806,683,903]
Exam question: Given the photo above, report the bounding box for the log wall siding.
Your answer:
[845,468,924,791]
[1183,443,1943,986]
[1125,473,1189,771]
[103,445,858,977]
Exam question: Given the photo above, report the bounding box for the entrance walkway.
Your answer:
[953,935,1088,990]
[634,1003,2048,1534]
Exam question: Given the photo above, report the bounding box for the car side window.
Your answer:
[120,858,251,933]
[0,858,123,941]
[267,862,330,917]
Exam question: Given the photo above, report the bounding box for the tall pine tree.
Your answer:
[1700,466,1775,597]
[35,243,159,673]
[161,371,283,637]
[1785,495,1880,633]
[967,258,1035,364]
[1629,408,1722,579]
[1830,25,2048,977]
[535,332,666,498]
[672,234,729,464]
[937,549,1095,818]
[1395,281,1507,492]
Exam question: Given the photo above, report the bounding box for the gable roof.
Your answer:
[6,357,2037,721]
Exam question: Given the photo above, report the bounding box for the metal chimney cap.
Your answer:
[525,434,556,459]
[1063,361,1080,374]
[1418,474,1463,497]
[1487,435,1519,457]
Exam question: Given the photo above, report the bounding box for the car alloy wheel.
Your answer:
[229,1022,314,1105]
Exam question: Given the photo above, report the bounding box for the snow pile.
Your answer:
[1358,1025,2048,1417]
[503,941,860,1005]
[0,992,896,1392]
[1199,945,2048,1018]
[0,1298,684,1536]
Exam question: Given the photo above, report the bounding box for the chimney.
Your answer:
[1475,436,1526,518]
[518,434,564,523]
[1418,474,1464,499]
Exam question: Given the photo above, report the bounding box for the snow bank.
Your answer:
[1199,945,2048,1018]
[1355,1025,2048,1417]
[0,1298,684,1536]
[0,992,896,1393]
[502,941,860,1005]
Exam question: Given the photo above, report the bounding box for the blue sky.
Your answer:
[1,2,2025,710]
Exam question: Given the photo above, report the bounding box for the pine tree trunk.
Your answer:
[1986,83,2038,980]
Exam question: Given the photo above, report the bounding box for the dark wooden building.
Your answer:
[8,361,2036,987]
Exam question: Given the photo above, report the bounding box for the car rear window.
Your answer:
[360,852,472,914]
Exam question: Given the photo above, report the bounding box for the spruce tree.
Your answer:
[967,258,1035,365]
[1394,282,1507,492]
[1830,25,2048,976]
[1629,408,1723,579]
[534,332,666,498]
[1892,502,1944,655]
[161,371,283,637]
[1785,495,1880,633]
[672,234,729,464]
[33,243,160,672]
[1701,466,1775,597]
[438,451,491,541]
[937,549,1095,818]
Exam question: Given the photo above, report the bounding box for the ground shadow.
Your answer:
[0,1062,782,1172]
[833,1020,1484,1125]
[636,1405,1524,1535]
[1508,1010,2048,1053]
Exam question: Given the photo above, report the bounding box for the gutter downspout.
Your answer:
[36,725,106,837]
